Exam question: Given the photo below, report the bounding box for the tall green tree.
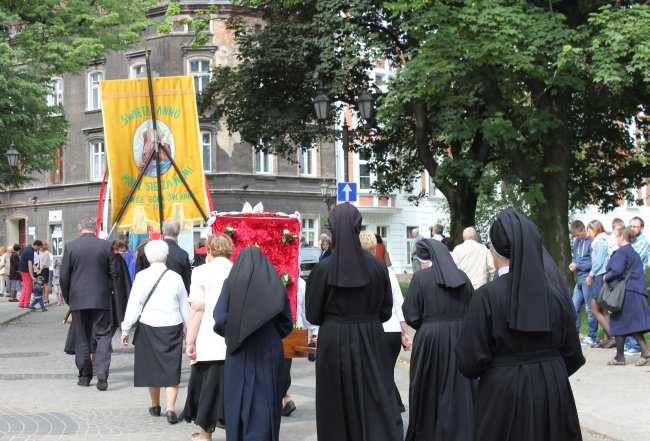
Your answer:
[202,0,650,273]
[0,0,151,185]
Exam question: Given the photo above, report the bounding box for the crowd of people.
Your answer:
[569,217,650,365]
[11,206,650,441]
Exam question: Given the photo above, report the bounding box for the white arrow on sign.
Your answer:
[342,184,352,201]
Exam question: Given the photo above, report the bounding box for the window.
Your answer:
[255,150,273,174]
[300,147,317,176]
[188,59,211,94]
[376,226,388,239]
[302,218,318,247]
[90,141,106,181]
[359,151,373,190]
[201,131,212,172]
[406,226,418,261]
[51,147,63,184]
[47,78,63,106]
[130,63,146,79]
[88,71,103,110]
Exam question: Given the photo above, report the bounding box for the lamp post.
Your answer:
[5,142,19,168]
[320,181,337,212]
[312,91,375,182]
[2,142,20,186]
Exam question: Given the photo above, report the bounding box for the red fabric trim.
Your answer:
[205,176,214,213]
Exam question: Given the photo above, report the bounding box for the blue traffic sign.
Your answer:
[337,182,357,203]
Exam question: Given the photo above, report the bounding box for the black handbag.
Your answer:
[597,254,636,313]
[131,269,168,345]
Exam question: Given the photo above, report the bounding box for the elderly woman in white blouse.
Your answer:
[359,231,412,412]
[179,234,234,441]
[121,240,189,425]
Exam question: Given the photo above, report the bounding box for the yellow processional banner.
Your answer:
[100,76,209,233]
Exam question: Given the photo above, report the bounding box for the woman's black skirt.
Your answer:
[134,322,183,387]
[180,361,225,432]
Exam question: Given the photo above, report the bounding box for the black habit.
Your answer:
[403,239,476,441]
[455,209,585,441]
[306,203,403,441]
[213,247,293,441]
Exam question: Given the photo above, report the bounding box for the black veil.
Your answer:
[489,209,552,332]
[222,247,287,353]
[415,239,466,289]
[327,203,370,288]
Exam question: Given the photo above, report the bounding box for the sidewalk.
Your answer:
[0,298,32,326]
[399,330,649,441]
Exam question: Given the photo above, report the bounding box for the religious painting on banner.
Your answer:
[100,76,209,233]
[211,211,301,324]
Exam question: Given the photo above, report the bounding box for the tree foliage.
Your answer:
[201,0,650,272]
[0,0,151,185]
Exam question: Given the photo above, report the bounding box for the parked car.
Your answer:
[299,247,322,280]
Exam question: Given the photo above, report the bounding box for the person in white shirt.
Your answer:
[180,234,234,439]
[121,240,189,425]
[452,226,495,289]
[360,231,412,413]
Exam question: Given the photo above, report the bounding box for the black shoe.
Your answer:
[96,372,108,391]
[166,411,178,424]
[281,400,296,417]
[77,380,90,387]
[148,406,161,417]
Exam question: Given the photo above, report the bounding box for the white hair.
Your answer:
[144,240,169,264]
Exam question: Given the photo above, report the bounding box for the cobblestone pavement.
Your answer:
[0,302,604,440]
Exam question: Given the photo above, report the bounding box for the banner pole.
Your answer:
[158,142,209,221]
[145,50,165,235]
[107,146,158,233]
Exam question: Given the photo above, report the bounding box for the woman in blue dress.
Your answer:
[604,227,650,366]
[213,247,293,441]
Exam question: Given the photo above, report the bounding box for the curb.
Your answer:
[581,426,620,441]
[0,309,32,327]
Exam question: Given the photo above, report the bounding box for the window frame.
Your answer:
[299,146,317,176]
[130,62,146,79]
[358,151,374,191]
[51,147,63,184]
[89,140,106,182]
[200,130,212,172]
[301,217,318,247]
[47,78,64,107]
[87,70,103,111]
[255,150,274,174]
[186,58,212,95]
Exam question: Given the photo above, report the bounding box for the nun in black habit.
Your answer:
[213,247,293,441]
[305,203,403,441]
[403,239,476,441]
[455,209,585,441]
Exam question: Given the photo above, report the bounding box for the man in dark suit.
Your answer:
[61,217,116,391]
[135,219,191,292]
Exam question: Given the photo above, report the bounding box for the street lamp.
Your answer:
[6,142,19,168]
[312,90,375,182]
[312,91,331,122]
[320,181,337,212]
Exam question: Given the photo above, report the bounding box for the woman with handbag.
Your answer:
[586,220,613,348]
[121,240,190,424]
[603,227,650,366]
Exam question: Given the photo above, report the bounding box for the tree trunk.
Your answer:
[536,121,573,288]
[446,187,479,246]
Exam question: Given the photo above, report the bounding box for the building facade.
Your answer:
[0,2,336,261]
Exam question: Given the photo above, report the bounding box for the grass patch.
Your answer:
[399,281,410,297]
